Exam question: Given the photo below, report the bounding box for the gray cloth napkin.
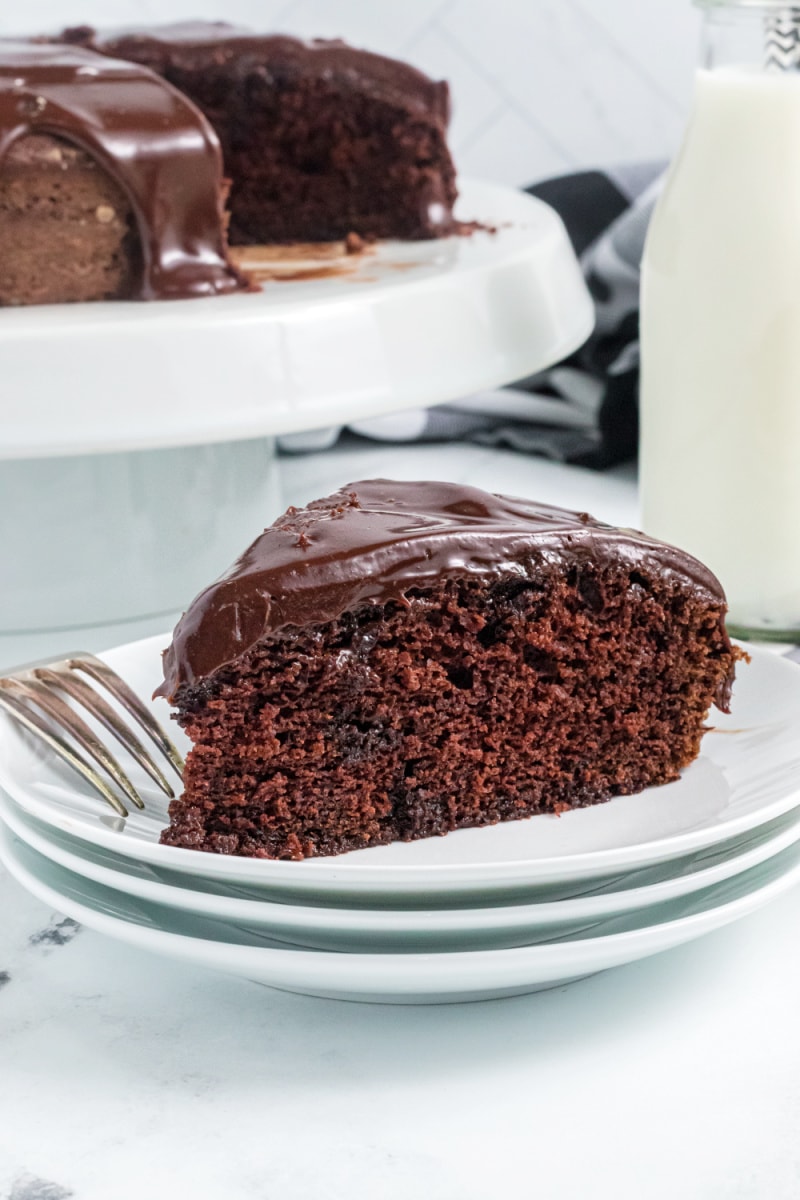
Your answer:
[279,163,665,469]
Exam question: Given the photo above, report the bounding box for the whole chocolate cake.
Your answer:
[63,22,458,245]
[0,41,244,305]
[157,480,743,861]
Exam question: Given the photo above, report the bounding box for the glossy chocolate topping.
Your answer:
[157,479,728,698]
[0,41,244,300]
[64,22,451,124]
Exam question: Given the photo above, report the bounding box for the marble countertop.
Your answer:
[2,440,799,1200]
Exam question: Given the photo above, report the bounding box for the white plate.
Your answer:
[0,635,799,901]
[3,821,800,1003]
[0,180,593,460]
[5,791,800,953]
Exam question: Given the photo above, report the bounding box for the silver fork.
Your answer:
[0,653,184,818]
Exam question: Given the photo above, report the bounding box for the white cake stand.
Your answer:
[0,179,594,634]
[1,180,592,459]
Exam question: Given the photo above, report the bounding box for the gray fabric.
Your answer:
[278,166,667,466]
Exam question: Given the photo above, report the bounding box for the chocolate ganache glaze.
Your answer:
[157,479,731,700]
[63,23,451,123]
[0,41,245,300]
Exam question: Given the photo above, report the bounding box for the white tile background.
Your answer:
[0,0,701,186]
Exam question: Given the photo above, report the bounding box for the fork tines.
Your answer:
[0,653,184,818]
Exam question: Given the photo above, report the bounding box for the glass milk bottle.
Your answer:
[640,0,800,640]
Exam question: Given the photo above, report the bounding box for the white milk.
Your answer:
[640,66,800,636]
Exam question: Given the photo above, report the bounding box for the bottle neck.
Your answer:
[699,2,800,70]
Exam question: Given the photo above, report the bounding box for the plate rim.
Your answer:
[3,819,800,1001]
[5,788,800,933]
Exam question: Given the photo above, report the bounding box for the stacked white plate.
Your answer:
[1,634,800,1004]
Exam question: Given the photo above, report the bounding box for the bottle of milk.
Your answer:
[640,0,800,640]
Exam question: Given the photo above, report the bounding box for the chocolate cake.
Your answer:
[156,480,743,861]
[63,22,458,244]
[0,42,244,305]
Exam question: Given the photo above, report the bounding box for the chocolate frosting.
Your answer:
[0,41,244,300]
[64,23,451,124]
[157,479,728,698]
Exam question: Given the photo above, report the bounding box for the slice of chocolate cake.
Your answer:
[156,480,743,861]
[0,42,245,305]
[64,23,458,245]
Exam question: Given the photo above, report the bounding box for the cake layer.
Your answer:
[0,134,137,305]
[0,41,244,303]
[158,481,741,861]
[65,22,458,244]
